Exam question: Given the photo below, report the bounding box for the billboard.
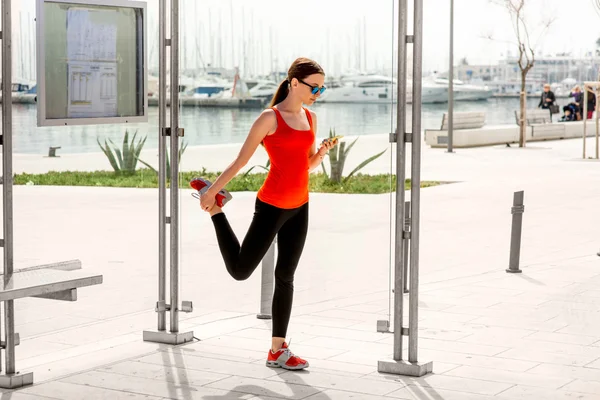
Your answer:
[36,0,147,126]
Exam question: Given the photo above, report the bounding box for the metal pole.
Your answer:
[506,191,524,274]
[257,239,276,319]
[169,0,180,333]
[447,0,454,153]
[583,86,588,159]
[378,0,432,377]
[392,0,409,363]
[596,86,599,159]
[408,0,423,364]
[2,0,16,375]
[403,202,410,294]
[157,0,167,333]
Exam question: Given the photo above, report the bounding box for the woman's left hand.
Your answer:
[318,138,338,156]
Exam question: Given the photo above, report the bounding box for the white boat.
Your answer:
[181,74,232,98]
[430,77,493,101]
[318,74,448,104]
[245,79,279,100]
[0,78,37,103]
[215,77,279,102]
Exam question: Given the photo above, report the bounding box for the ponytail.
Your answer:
[268,79,290,107]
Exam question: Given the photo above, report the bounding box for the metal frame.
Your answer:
[1,0,18,385]
[143,0,194,345]
[377,0,433,377]
[36,0,148,127]
[2,1,103,387]
[447,0,454,153]
[582,81,600,159]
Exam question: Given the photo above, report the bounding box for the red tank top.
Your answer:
[257,107,315,209]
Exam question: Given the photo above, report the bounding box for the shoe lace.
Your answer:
[283,339,296,358]
[282,347,295,359]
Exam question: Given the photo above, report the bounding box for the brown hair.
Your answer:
[268,57,325,108]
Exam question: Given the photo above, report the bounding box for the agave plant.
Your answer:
[242,159,270,177]
[97,130,147,174]
[321,128,387,183]
[137,141,189,178]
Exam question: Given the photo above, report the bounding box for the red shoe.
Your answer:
[266,342,309,371]
[190,178,232,208]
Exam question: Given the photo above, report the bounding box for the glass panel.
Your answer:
[10,1,154,336]
[175,0,397,330]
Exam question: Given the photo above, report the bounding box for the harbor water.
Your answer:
[15,97,536,154]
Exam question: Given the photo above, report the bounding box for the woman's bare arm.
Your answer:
[207,110,276,194]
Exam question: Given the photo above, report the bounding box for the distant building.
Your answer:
[451,54,600,96]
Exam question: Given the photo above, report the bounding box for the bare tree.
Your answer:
[489,0,554,147]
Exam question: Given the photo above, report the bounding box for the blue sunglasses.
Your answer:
[299,79,326,95]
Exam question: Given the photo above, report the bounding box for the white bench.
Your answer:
[514,109,565,138]
[515,108,552,125]
[425,112,486,146]
[0,260,102,388]
[441,111,486,130]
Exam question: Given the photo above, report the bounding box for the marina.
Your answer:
[11,97,559,155]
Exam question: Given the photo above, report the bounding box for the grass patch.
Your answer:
[14,169,440,194]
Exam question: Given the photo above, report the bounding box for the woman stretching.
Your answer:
[190,57,337,370]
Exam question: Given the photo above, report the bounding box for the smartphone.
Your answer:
[325,135,344,142]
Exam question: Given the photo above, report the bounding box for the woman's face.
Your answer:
[292,73,325,106]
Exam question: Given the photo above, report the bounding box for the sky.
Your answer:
[12,0,600,79]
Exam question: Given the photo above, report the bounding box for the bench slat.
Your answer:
[0,269,102,301]
[515,109,552,125]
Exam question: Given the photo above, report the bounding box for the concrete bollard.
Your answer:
[506,191,524,273]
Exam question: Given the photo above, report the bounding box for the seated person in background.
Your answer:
[569,86,583,120]
[560,104,576,122]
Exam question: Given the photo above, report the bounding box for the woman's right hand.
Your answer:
[200,189,216,212]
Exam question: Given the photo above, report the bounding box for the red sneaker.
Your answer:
[190,178,232,208]
[266,342,309,371]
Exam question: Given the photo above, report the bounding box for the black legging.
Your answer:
[210,198,309,338]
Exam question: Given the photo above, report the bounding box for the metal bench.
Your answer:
[0,260,102,388]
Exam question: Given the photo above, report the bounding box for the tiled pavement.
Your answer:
[2,136,600,399]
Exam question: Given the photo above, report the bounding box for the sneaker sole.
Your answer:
[266,360,309,370]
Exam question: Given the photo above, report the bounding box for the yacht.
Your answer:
[318,74,448,104]
[214,77,279,101]
[0,78,37,103]
[430,77,493,101]
[244,79,279,100]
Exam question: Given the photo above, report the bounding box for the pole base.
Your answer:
[0,372,33,389]
[506,268,522,274]
[378,359,433,377]
[256,313,272,320]
[376,320,390,333]
[143,330,194,345]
